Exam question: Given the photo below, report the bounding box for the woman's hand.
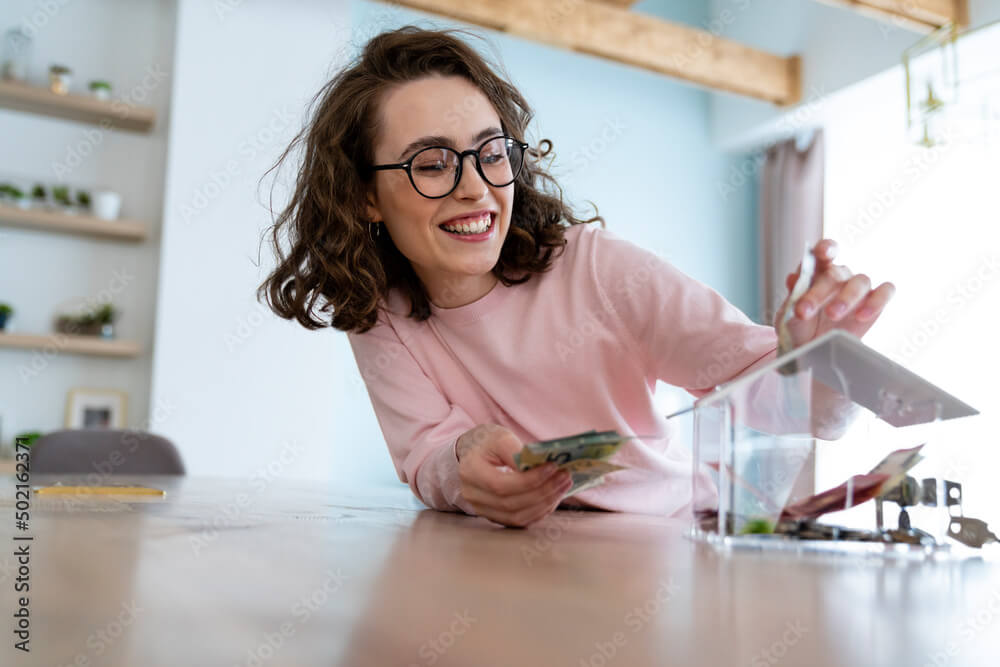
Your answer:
[778,239,896,347]
[456,424,573,528]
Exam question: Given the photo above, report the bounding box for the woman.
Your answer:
[258,26,895,528]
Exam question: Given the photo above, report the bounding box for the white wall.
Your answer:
[0,0,175,449]
[698,4,1000,520]
[708,0,1000,150]
[815,21,1000,522]
[151,0,762,484]
[150,0,377,484]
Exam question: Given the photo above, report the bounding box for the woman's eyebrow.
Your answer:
[396,126,503,160]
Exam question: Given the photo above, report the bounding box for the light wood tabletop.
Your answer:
[1,474,998,667]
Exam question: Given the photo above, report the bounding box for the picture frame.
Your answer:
[65,387,127,429]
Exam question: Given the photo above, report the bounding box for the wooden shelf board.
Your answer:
[0,204,147,241]
[0,80,155,132]
[0,332,141,358]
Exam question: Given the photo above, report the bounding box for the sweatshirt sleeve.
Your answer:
[347,311,477,515]
[587,226,778,396]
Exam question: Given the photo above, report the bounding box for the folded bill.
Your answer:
[867,443,925,492]
[780,444,926,520]
[776,243,816,375]
[514,429,629,498]
[558,459,628,498]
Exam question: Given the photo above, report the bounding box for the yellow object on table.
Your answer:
[33,484,165,496]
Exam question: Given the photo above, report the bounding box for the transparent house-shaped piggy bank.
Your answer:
[685,329,980,555]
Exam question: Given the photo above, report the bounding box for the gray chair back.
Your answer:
[29,429,185,475]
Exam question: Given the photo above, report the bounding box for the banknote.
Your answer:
[776,243,816,375]
[781,473,890,520]
[558,459,628,498]
[866,443,925,494]
[514,429,629,497]
[514,430,626,470]
[780,444,926,520]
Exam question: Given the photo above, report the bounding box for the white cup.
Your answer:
[92,190,122,220]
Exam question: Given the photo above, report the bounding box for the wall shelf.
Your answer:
[0,80,155,133]
[0,332,141,358]
[0,204,147,241]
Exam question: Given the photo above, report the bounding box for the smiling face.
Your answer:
[366,74,515,308]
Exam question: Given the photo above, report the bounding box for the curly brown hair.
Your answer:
[257,25,604,333]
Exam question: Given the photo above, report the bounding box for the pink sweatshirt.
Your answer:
[347,223,778,517]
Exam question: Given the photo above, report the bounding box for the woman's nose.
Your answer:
[453,153,488,199]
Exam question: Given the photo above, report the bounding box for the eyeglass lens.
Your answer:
[409,137,524,197]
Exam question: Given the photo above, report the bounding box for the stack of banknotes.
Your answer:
[514,429,630,498]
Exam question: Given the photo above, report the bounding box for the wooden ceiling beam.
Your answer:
[592,0,641,7]
[381,0,801,105]
[812,0,968,32]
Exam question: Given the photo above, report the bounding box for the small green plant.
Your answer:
[52,185,72,207]
[14,432,42,447]
[31,184,46,200]
[0,303,13,316]
[76,190,91,208]
[57,303,117,333]
[94,303,117,324]
[740,518,775,535]
[88,80,111,92]
[0,184,23,199]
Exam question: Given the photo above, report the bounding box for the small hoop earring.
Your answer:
[368,221,381,243]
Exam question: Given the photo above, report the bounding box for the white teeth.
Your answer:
[442,214,491,234]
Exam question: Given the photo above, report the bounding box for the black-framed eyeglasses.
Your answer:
[370,135,529,199]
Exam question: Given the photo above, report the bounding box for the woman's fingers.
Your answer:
[470,472,573,527]
[785,240,840,317]
[464,467,572,514]
[823,273,872,321]
[455,423,578,528]
[461,454,562,497]
[813,239,838,265]
[506,483,570,527]
[795,264,852,319]
[853,282,896,323]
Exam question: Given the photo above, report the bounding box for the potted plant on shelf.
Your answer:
[30,184,47,209]
[56,309,94,336]
[0,303,13,331]
[7,186,28,209]
[55,303,118,338]
[0,184,26,208]
[76,189,91,212]
[48,64,72,95]
[88,80,111,101]
[95,303,117,339]
[52,185,74,214]
[14,432,42,447]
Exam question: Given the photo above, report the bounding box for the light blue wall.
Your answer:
[352,0,760,319]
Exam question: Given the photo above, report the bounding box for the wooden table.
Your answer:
[1,474,998,666]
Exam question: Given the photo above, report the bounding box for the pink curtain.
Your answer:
[758,128,825,499]
[758,129,826,326]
